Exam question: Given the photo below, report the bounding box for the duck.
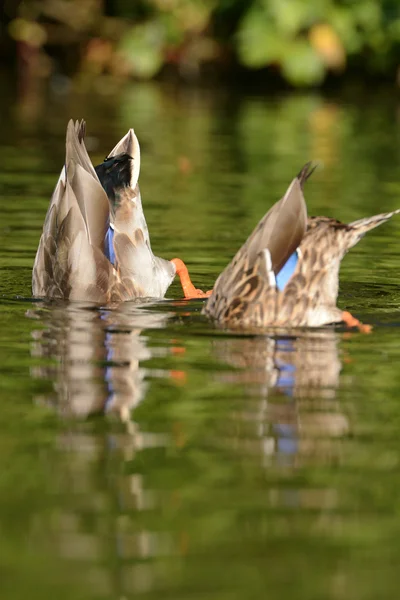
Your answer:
[203,163,400,331]
[32,119,209,303]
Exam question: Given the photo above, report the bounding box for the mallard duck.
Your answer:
[32,119,209,302]
[203,163,400,330]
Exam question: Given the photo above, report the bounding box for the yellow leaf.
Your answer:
[309,23,346,70]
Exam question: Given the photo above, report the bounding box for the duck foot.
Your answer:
[341,311,372,333]
[171,258,213,299]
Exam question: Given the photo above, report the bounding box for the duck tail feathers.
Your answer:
[349,209,400,235]
[296,162,318,189]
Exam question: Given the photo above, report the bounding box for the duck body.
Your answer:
[203,164,400,329]
[32,120,205,303]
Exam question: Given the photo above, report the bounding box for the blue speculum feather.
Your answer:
[274,339,297,454]
[105,226,116,266]
[275,339,295,397]
[276,250,298,292]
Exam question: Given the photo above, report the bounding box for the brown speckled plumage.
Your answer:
[203,164,400,328]
[32,120,175,303]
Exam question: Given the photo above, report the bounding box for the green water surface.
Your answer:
[1,79,400,599]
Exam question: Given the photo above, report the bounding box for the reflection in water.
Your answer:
[25,301,186,595]
[24,299,355,595]
[212,329,348,467]
[28,299,349,470]
[27,301,176,423]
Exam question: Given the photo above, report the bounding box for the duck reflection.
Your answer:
[25,300,185,595]
[212,328,348,466]
[23,306,353,590]
[27,301,177,423]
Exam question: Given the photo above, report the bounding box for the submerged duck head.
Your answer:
[32,120,210,302]
[203,163,400,331]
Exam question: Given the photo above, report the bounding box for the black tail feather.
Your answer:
[297,162,318,189]
[76,119,86,144]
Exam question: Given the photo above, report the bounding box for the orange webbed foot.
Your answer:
[341,311,372,334]
[171,258,213,299]
[190,288,213,299]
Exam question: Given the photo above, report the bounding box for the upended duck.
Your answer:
[32,120,209,302]
[203,164,400,330]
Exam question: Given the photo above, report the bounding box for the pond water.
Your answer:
[1,76,400,599]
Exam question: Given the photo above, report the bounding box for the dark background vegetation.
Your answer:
[1,0,400,91]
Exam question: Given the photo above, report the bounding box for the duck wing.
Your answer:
[32,120,113,301]
[243,172,308,274]
[204,169,308,324]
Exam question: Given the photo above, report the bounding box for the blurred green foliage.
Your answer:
[4,0,400,86]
